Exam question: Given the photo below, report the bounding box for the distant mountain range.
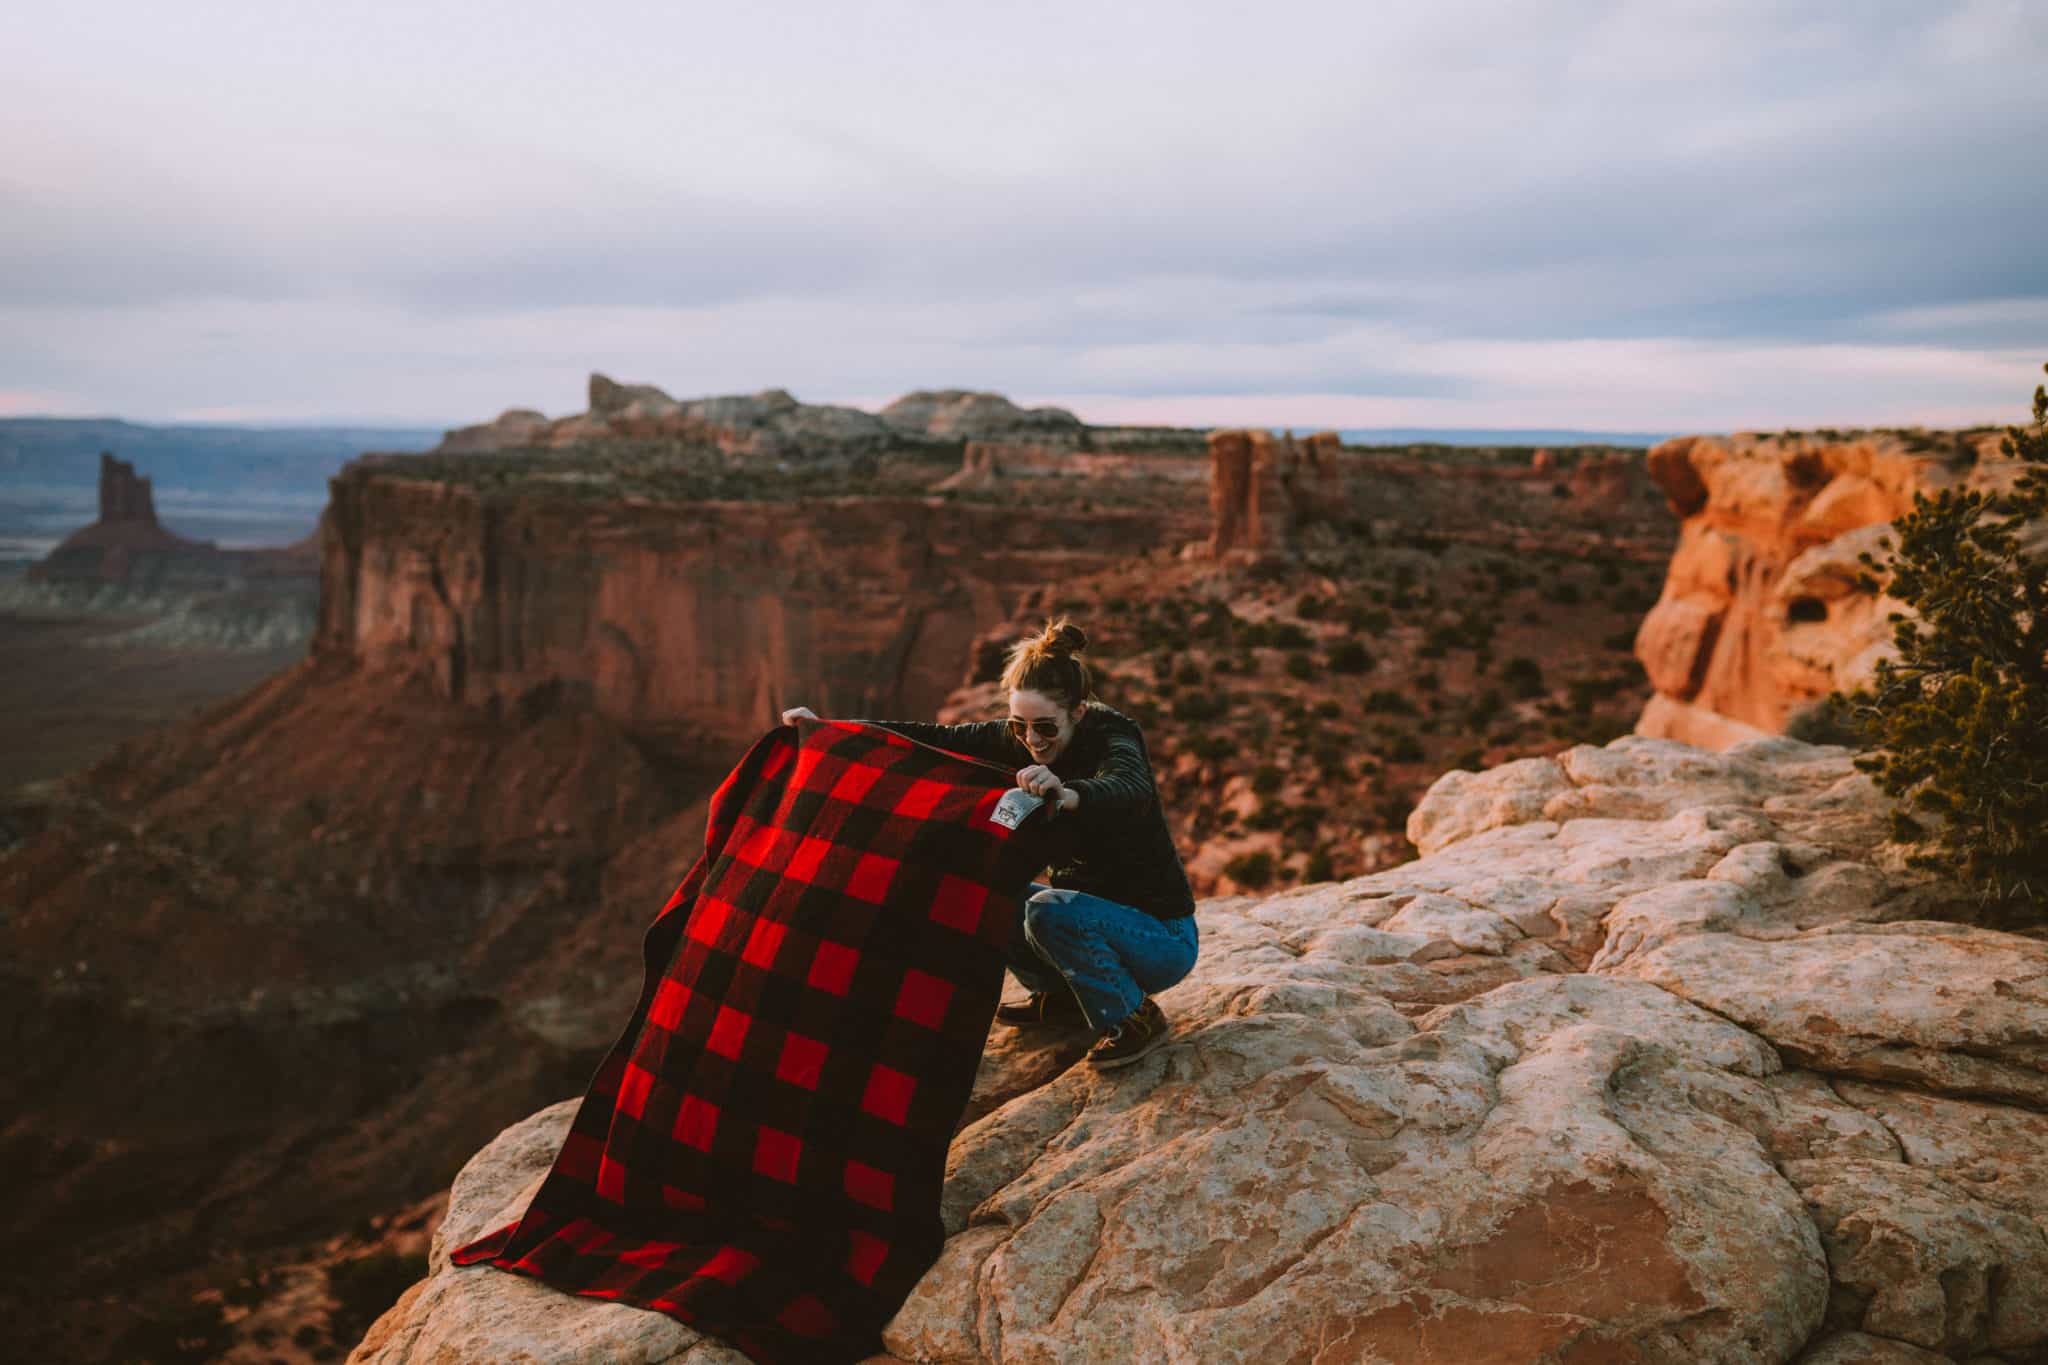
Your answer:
[0,418,440,558]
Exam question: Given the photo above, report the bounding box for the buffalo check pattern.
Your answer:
[451,719,1049,1364]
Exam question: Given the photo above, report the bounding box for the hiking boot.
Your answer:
[1086,998,1170,1069]
[995,990,1090,1029]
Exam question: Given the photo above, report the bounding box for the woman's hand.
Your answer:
[1016,764,1079,811]
[781,706,818,724]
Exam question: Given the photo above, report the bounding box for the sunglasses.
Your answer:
[1006,716,1063,742]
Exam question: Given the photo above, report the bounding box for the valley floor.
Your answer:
[0,610,303,790]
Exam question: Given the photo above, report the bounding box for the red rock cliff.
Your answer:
[315,464,1183,745]
[1632,428,2031,747]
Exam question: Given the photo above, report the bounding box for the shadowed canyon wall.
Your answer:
[313,467,1192,746]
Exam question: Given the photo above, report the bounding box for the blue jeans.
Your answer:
[1006,883,1200,1033]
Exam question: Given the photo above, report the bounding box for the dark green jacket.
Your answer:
[868,704,1196,921]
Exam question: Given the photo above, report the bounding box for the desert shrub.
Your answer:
[1174,662,1205,687]
[1363,689,1418,716]
[1832,365,2048,915]
[1303,848,1336,882]
[1602,626,1639,652]
[1500,656,1545,698]
[1247,556,1293,583]
[1326,639,1375,674]
[1193,602,1239,643]
[108,1301,235,1365]
[1187,734,1234,763]
[1285,651,1316,680]
[1385,734,1425,763]
[1224,850,1276,888]
[1567,673,1635,713]
[1452,746,1485,770]
[1172,690,1232,723]
[1346,606,1393,635]
[329,1250,428,1342]
[1252,764,1286,795]
[1464,689,1506,728]
[1287,800,1328,828]
[1245,800,1287,831]
[224,1271,274,1310]
[1422,622,1464,655]
[1543,579,1583,605]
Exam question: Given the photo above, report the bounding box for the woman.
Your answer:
[782,618,1198,1069]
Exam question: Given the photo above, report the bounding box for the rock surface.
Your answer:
[878,390,1083,442]
[433,378,1093,460]
[1631,428,2039,749]
[354,735,2048,1363]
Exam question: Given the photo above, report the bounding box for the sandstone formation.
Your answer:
[1631,428,2037,749]
[433,378,1093,460]
[435,376,893,459]
[435,408,550,454]
[878,390,1083,442]
[98,448,158,522]
[24,452,320,618]
[354,735,2048,1363]
[933,441,1208,492]
[1206,428,1344,557]
[27,451,210,583]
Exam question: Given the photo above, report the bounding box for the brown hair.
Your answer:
[1000,617,1094,711]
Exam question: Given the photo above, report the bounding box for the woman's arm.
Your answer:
[1064,728,1156,816]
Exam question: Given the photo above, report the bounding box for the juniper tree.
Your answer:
[1836,364,2048,915]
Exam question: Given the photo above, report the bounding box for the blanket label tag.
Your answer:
[990,789,1044,830]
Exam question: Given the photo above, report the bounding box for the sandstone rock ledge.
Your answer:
[352,737,2048,1365]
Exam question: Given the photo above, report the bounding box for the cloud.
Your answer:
[0,0,2042,426]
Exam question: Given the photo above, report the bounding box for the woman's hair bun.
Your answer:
[1001,615,1096,706]
[1044,620,1088,657]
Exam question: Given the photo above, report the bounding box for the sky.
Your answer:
[2,0,2045,433]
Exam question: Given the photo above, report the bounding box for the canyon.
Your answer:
[1,375,2026,1362]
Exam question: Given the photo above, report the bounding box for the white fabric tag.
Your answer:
[989,788,1044,830]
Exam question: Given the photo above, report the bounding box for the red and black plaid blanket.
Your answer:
[451,719,1049,1363]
